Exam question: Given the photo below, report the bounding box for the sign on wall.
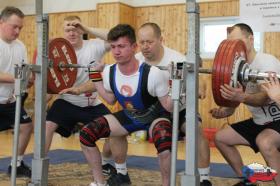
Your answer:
[240,0,280,32]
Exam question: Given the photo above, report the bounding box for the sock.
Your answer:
[10,155,23,167]
[101,155,111,165]
[198,167,210,182]
[115,162,127,175]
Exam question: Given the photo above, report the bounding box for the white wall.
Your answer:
[0,0,222,15]
[0,0,98,15]
[44,0,97,14]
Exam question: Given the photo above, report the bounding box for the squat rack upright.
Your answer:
[11,0,201,186]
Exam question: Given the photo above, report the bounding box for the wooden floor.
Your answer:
[0,130,265,166]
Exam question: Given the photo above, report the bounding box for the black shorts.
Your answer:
[46,99,110,137]
[0,102,32,131]
[113,110,171,133]
[231,118,280,152]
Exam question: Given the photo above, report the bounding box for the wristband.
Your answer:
[89,70,102,82]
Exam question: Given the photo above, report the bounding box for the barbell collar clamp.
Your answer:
[246,70,280,82]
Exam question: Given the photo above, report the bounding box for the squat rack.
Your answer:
[11,0,201,186]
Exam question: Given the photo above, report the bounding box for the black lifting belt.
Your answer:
[124,101,164,124]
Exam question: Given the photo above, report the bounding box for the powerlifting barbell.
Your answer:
[158,39,279,107]
[34,38,279,107]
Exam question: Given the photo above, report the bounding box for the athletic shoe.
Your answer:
[107,173,131,186]
[7,161,31,178]
[102,163,117,176]
[200,179,212,186]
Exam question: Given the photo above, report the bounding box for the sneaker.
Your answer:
[200,179,212,186]
[8,161,31,178]
[102,163,117,176]
[107,173,131,186]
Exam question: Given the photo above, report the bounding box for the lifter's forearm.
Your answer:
[94,81,116,105]
[84,27,109,41]
[0,72,14,83]
[76,80,96,94]
[242,91,270,107]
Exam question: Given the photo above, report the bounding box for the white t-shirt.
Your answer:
[103,61,169,100]
[58,39,106,107]
[136,46,186,109]
[0,39,28,103]
[246,53,280,124]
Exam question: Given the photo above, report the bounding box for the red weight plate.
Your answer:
[216,40,233,105]
[222,40,247,107]
[48,38,77,94]
[212,39,232,106]
[212,40,225,105]
[222,40,240,107]
[225,40,247,87]
[212,40,235,106]
[212,39,247,107]
[225,41,247,84]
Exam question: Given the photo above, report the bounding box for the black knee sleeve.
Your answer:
[80,116,111,147]
[152,120,172,153]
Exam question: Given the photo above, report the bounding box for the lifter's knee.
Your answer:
[256,134,278,157]
[80,116,111,147]
[152,120,172,153]
[46,121,58,132]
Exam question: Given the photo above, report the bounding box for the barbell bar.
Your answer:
[33,38,280,107]
[156,65,213,74]
[57,62,96,69]
[244,69,280,82]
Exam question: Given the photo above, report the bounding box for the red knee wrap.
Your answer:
[80,116,111,147]
[152,120,172,153]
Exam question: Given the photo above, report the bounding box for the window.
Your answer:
[200,17,263,59]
